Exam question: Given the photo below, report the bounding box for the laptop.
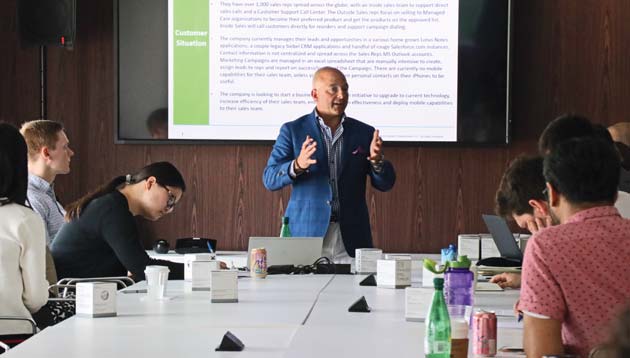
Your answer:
[247,237,324,267]
[479,214,523,266]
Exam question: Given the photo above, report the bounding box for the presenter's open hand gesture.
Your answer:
[295,135,317,171]
[368,129,384,162]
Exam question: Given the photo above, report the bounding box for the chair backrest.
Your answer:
[0,316,37,353]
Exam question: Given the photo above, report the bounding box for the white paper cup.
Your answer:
[145,265,170,299]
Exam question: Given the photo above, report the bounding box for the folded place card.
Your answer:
[405,287,433,322]
[458,234,481,260]
[184,253,217,281]
[211,270,238,303]
[355,248,383,274]
[377,258,411,289]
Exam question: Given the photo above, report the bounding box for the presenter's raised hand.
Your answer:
[368,129,384,162]
[295,135,317,171]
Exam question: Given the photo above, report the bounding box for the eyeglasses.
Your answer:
[542,187,549,200]
[158,183,177,212]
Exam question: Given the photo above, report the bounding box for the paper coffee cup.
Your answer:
[145,265,170,299]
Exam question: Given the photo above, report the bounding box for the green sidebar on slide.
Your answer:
[173,0,209,125]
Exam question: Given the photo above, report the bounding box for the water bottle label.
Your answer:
[431,340,449,353]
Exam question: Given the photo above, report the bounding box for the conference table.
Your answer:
[5,256,523,357]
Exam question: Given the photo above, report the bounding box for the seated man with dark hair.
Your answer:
[539,114,630,217]
[491,155,550,288]
[519,137,630,358]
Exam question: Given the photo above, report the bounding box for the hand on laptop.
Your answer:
[490,272,522,289]
[525,216,552,234]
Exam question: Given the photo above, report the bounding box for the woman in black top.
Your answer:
[51,162,186,281]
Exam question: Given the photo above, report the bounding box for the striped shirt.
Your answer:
[27,174,66,246]
[315,113,345,219]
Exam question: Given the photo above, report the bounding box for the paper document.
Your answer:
[476,282,504,291]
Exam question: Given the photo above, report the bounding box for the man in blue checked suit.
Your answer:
[263,67,396,263]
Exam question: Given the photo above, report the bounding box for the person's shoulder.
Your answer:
[0,203,45,234]
[344,116,374,132]
[26,189,49,213]
[285,113,313,128]
[86,191,128,214]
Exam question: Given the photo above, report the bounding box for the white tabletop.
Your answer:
[6,272,523,357]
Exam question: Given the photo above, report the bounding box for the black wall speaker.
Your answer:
[17,0,76,48]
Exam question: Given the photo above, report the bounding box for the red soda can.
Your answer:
[250,248,267,279]
[472,310,497,356]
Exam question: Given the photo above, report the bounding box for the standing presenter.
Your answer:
[263,67,396,263]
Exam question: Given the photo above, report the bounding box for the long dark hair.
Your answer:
[66,161,186,220]
[0,122,29,207]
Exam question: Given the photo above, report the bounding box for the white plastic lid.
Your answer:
[450,319,469,339]
[144,265,170,273]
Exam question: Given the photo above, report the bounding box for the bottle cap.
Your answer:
[450,319,469,339]
[433,277,444,289]
[449,255,472,269]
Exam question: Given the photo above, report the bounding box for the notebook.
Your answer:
[246,237,324,267]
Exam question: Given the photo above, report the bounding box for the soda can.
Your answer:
[250,248,267,279]
[472,310,497,357]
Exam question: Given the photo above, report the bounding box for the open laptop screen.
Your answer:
[247,237,324,267]
[481,214,523,260]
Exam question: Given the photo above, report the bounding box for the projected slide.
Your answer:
[168,0,459,141]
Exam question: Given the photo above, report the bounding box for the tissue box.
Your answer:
[211,270,238,303]
[457,234,480,260]
[76,282,117,317]
[377,258,411,289]
[355,248,383,274]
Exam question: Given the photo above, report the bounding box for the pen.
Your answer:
[121,289,147,294]
[207,241,214,253]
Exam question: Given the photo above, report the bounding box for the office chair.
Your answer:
[0,316,37,354]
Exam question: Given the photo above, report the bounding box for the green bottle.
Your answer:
[279,216,291,237]
[425,277,451,358]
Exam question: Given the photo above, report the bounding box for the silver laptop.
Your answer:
[247,237,324,267]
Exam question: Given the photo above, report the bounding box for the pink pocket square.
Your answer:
[352,146,366,155]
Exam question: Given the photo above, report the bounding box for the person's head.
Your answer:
[538,114,612,154]
[20,119,74,178]
[543,137,620,223]
[311,67,349,122]
[495,155,549,229]
[0,123,29,206]
[66,161,186,221]
[146,108,168,139]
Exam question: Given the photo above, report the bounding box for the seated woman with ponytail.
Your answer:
[51,162,185,281]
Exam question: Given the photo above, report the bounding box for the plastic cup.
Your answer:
[145,265,170,299]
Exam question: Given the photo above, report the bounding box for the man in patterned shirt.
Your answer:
[20,120,74,245]
[263,67,396,263]
[518,137,630,357]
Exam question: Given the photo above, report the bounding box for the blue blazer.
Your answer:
[263,111,396,257]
